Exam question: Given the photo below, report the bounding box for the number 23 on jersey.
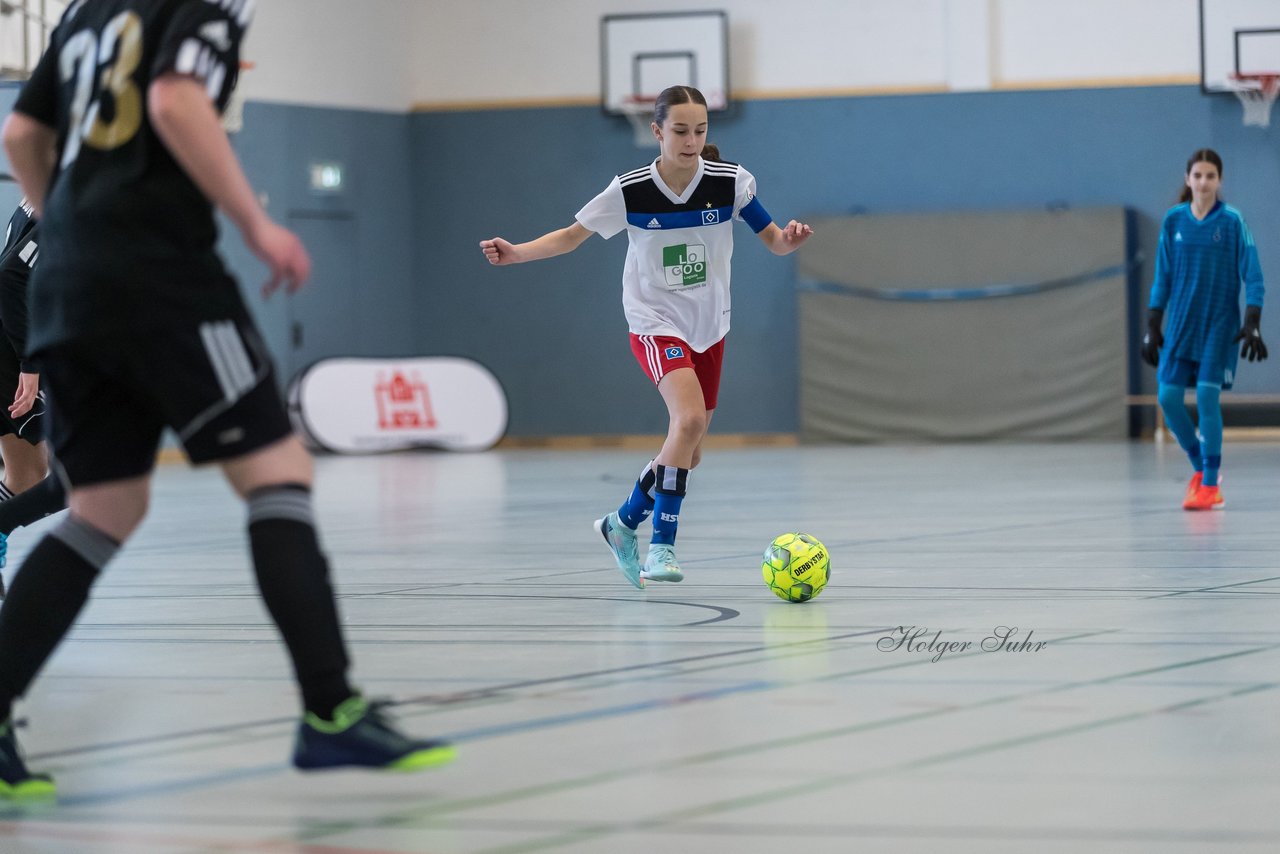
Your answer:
[59,10,143,169]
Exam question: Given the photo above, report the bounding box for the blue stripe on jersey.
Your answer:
[627,205,735,231]
[740,197,772,233]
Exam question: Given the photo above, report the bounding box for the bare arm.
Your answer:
[480,223,593,265]
[1,114,57,216]
[756,220,814,256]
[148,74,309,294]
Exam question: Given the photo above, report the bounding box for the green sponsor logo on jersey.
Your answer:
[663,243,707,287]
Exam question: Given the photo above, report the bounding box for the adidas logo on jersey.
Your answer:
[200,20,232,52]
[647,218,662,229]
[1175,232,1183,241]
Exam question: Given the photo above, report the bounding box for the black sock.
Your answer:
[0,473,68,536]
[0,517,117,721]
[247,484,353,720]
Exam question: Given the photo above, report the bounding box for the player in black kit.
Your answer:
[0,201,70,593]
[0,0,454,799]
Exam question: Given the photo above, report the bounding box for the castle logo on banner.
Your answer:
[375,371,437,430]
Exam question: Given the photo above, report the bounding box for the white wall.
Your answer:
[410,0,958,106]
[239,0,1206,111]
[997,0,1200,86]
[241,0,415,112]
[407,0,1204,108]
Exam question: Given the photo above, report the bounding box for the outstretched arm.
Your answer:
[480,223,593,265]
[756,220,813,256]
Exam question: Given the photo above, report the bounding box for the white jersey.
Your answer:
[575,157,769,353]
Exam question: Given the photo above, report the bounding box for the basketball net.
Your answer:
[619,97,657,148]
[1227,74,1279,128]
[222,61,255,135]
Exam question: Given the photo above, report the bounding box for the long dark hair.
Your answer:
[1178,148,1223,203]
[652,85,721,162]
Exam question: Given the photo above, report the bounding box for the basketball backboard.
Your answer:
[601,10,729,115]
[1200,0,1280,93]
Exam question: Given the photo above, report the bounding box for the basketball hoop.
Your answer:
[222,61,255,135]
[1226,73,1279,128]
[619,96,657,148]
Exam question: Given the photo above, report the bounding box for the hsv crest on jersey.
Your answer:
[702,210,720,224]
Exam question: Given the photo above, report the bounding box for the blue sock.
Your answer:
[650,464,688,546]
[1196,382,1223,487]
[616,460,656,530]
[1158,383,1202,472]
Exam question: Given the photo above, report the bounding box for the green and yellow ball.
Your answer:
[762,532,830,602]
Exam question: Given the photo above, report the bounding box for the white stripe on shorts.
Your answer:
[200,321,256,402]
[219,322,257,393]
[181,321,269,442]
[641,335,663,382]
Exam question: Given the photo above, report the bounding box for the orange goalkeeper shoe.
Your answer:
[1183,472,1203,504]
[1183,484,1224,511]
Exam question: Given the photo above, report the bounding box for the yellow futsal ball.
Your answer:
[762,532,830,602]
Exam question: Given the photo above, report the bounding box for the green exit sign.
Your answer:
[309,162,345,193]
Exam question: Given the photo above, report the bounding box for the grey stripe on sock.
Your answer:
[50,516,119,570]
[247,488,315,527]
[0,483,13,501]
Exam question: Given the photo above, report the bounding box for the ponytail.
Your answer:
[702,143,722,163]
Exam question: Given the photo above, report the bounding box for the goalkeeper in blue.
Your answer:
[1141,148,1266,511]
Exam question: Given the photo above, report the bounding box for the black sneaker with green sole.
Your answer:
[293,696,455,772]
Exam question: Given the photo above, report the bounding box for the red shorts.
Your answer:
[629,334,725,410]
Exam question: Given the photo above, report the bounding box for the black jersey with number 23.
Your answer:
[14,0,252,352]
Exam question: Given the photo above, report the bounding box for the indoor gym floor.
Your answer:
[0,440,1276,853]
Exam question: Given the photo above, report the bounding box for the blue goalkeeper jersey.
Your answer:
[1149,201,1265,387]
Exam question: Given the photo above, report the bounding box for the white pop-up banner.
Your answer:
[288,357,507,453]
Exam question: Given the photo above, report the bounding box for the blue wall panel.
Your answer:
[2,81,1277,437]
[228,102,417,378]
[412,86,1280,435]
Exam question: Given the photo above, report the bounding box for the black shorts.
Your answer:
[40,317,293,486]
[0,335,45,445]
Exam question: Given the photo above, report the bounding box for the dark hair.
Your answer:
[1178,148,1223,203]
[652,85,721,162]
